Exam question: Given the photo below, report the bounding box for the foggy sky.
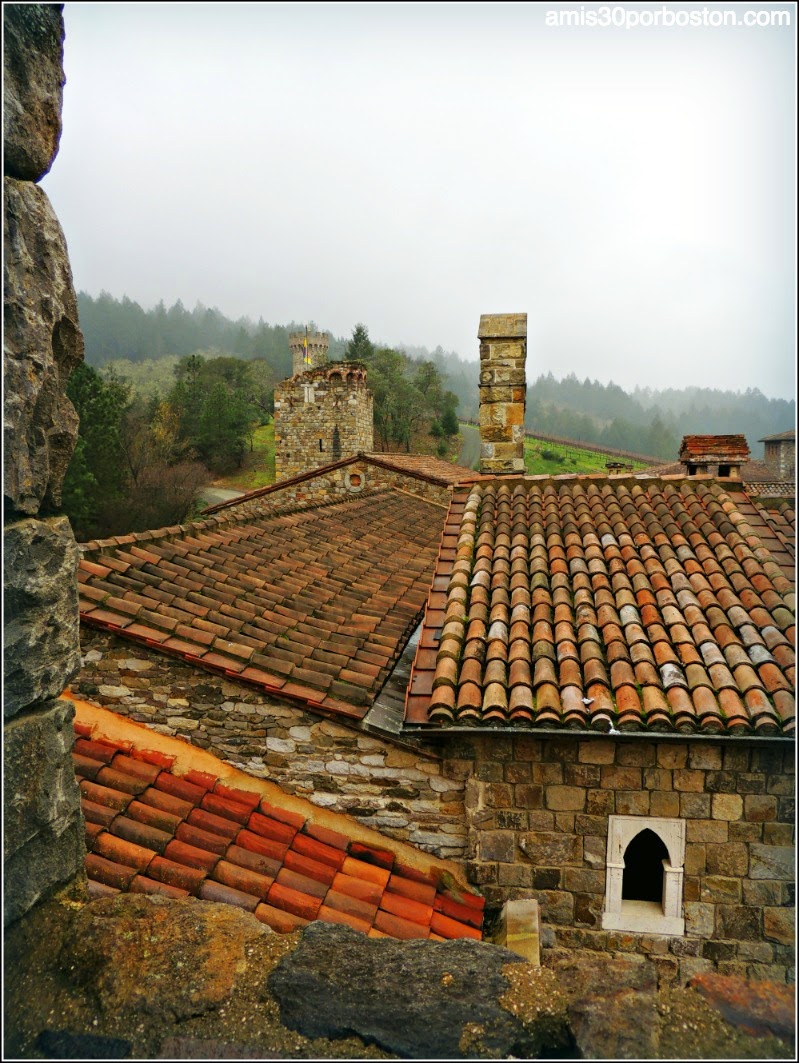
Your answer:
[40,2,797,398]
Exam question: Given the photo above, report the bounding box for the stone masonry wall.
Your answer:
[70,628,467,862]
[765,439,796,484]
[448,733,795,985]
[274,363,374,481]
[214,459,452,522]
[3,3,86,925]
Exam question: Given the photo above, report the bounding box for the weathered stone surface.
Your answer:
[749,844,794,880]
[689,972,795,1040]
[269,922,573,1059]
[3,517,80,717]
[3,700,84,925]
[35,1030,132,1060]
[3,177,83,516]
[3,3,64,181]
[63,895,270,1020]
[3,696,80,858]
[547,953,659,1059]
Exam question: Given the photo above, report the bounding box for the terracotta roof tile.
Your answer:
[70,699,483,943]
[406,478,794,737]
[79,491,445,721]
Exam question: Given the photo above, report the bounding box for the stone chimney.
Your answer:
[478,313,527,475]
[678,435,750,479]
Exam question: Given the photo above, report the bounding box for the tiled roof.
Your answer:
[759,430,795,443]
[679,435,750,460]
[405,476,795,736]
[78,490,444,721]
[641,458,794,486]
[363,453,478,484]
[69,697,484,941]
[202,452,472,516]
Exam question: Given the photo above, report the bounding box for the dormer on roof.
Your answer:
[678,434,750,478]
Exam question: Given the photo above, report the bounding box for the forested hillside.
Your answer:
[77,292,793,463]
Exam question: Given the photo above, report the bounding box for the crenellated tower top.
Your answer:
[289,329,330,376]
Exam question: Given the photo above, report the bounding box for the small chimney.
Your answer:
[478,313,527,475]
[678,435,750,478]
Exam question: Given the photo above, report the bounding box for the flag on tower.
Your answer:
[304,327,311,367]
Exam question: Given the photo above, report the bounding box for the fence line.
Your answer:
[460,419,662,465]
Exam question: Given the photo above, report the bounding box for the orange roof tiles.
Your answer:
[406,477,795,736]
[679,435,750,460]
[71,703,484,942]
[78,490,444,721]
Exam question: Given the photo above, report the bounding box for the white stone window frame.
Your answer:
[345,469,365,493]
[601,815,685,936]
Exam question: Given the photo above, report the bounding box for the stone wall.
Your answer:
[450,733,795,984]
[212,457,452,521]
[764,439,796,484]
[478,313,527,475]
[274,363,374,481]
[3,3,86,925]
[69,628,467,862]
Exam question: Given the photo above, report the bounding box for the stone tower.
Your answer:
[274,330,374,482]
[288,329,330,376]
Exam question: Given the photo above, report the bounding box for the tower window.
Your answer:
[602,816,685,936]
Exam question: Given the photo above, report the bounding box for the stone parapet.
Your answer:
[478,313,527,475]
[289,330,330,375]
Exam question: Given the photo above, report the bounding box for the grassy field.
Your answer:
[524,437,650,476]
[213,423,275,491]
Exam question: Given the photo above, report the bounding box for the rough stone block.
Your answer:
[3,178,83,516]
[4,517,80,718]
[3,3,64,181]
[722,746,750,772]
[762,822,794,846]
[586,789,615,814]
[749,844,794,881]
[657,744,688,769]
[704,770,737,793]
[577,738,615,764]
[4,698,84,924]
[650,790,679,817]
[534,889,574,925]
[680,792,711,818]
[478,831,516,863]
[686,819,728,844]
[705,842,748,877]
[744,795,778,822]
[616,790,650,815]
[762,908,794,946]
[684,902,715,937]
[533,762,563,784]
[673,769,705,792]
[684,843,706,876]
[712,793,743,821]
[600,765,641,789]
[741,879,784,906]
[563,867,604,894]
[700,876,742,904]
[616,743,656,767]
[519,831,581,865]
[565,763,600,788]
[728,821,762,842]
[715,905,762,941]
[545,785,586,812]
[687,744,722,770]
[643,767,672,790]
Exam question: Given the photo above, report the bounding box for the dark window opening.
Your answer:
[319,439,324,452]
[687,463,698,475]
[329,371,342,383]
[622,829,668,903]
[718,464,731,477]
[350,473,361,487]
[332,425,342,460]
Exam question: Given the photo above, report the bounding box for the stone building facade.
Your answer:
[274,361,374,482]
[446,732,794,984]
